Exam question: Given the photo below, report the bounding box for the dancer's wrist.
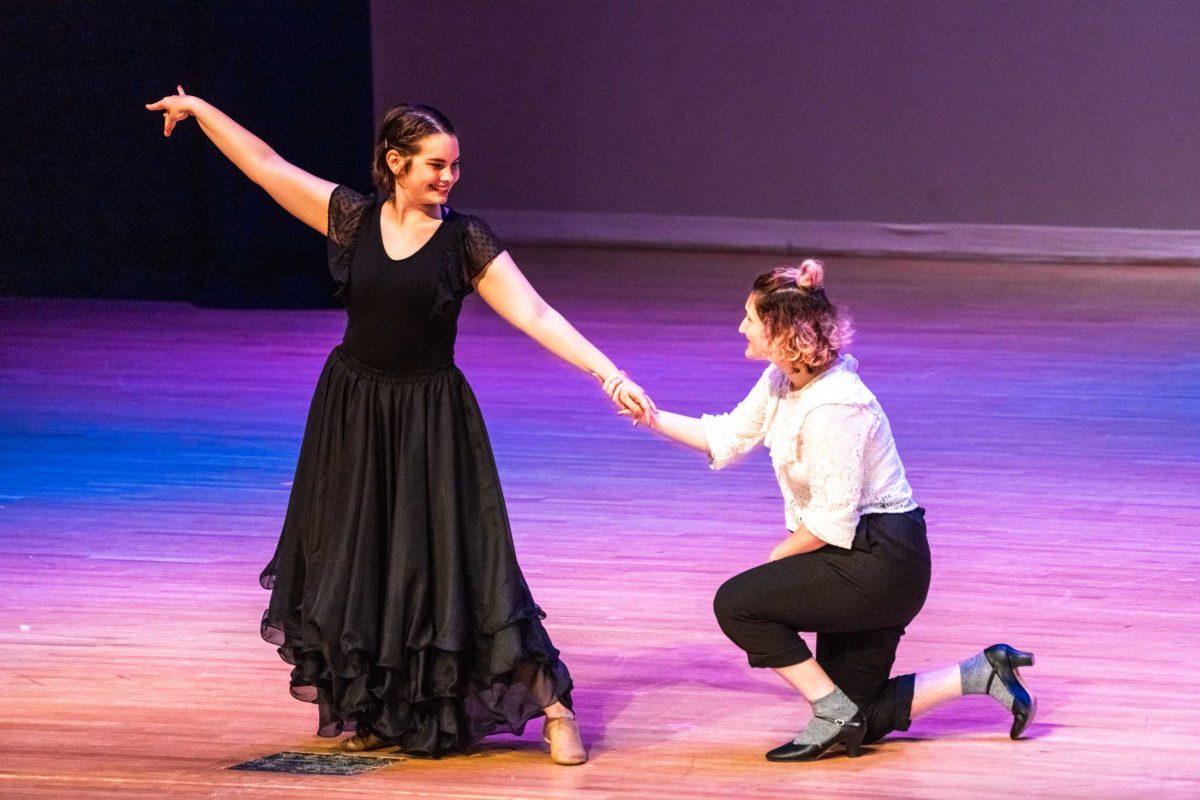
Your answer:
[181,95,205,115]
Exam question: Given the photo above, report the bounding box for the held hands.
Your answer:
[600,371,657,427]
[145,86,194,137]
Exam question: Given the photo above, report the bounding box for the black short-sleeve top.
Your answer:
[326,185,505,372]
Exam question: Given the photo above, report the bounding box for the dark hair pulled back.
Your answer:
[372,104,456,196]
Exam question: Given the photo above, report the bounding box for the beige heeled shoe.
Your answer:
[543,716,588,765]
[337,732,389,752]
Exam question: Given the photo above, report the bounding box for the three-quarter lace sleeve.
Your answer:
[326,185,374,295]
[800,403,878,548]
[700,367,775,470]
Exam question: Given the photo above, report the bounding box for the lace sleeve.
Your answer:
[430,214,507,318]
[463,215,505,281]
[326,185,374,295]
[800,404,878,548]
[700,367,775,470]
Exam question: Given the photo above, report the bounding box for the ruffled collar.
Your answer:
[769,354,860,396]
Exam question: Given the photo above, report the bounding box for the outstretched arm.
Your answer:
[474,252,654,416]
[633,366,773,466]
[146,86,336,234]
[640,410,710,453]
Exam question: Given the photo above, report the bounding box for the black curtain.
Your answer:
[1,1,374,307]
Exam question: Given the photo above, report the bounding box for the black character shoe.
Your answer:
[764,712,866,762]
[985,643,1037,739]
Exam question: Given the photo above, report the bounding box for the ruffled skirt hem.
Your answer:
[260,606,572,756]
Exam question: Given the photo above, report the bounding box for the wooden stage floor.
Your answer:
[2,249,1198,798]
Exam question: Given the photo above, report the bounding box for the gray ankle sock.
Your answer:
[960,651,1015,711]
[793,687,860,745]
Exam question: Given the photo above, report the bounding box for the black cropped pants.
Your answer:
[713,508,931,744]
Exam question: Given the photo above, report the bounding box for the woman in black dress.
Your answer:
[146,87,652,765]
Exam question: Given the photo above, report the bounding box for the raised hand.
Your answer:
[145,85,193,137]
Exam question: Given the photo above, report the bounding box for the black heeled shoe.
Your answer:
[984,643,1037,739]
[764,712,866,762]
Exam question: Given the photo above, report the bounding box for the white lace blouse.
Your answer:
[700,355,916,549]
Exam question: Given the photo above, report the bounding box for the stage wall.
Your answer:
[370,1,1200,261]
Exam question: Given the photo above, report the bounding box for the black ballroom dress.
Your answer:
[258,185,573,756]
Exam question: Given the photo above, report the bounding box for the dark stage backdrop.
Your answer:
[370,0,1200,231]
[2,1,373,306]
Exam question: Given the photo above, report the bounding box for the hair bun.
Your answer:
[793,259,825,290]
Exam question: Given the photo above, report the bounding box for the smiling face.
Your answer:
[390,133,460,206]
[738,293,774,362]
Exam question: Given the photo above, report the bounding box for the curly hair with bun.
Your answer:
[750,259,854,372]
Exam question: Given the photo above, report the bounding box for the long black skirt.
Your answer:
[259,346,573,756]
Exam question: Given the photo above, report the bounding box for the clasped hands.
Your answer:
[600,371,657,427]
